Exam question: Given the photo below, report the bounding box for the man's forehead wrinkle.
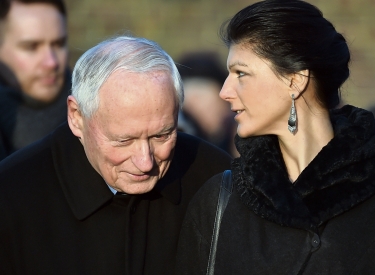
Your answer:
[97,121,175,140]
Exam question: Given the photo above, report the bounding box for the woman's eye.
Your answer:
[237,71,246,78]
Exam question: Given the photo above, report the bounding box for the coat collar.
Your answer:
[0,61,20,90]
[232,105,375,231]
[51,123,181,220]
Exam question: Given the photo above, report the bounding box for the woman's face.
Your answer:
[220,43,293,138]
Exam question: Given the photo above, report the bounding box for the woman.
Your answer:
[176,0,375,274]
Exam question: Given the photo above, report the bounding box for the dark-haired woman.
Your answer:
[176,0,375,274]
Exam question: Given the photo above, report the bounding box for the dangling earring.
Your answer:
[288,94,297,134]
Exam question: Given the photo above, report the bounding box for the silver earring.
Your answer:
[288,94,297,134]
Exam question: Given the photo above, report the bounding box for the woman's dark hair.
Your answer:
[220,0,350,109]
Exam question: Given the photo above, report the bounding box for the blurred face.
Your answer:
[220,43,292,137]
[183,78,231,136]
[0,2,68,102]
[70,70,178,194]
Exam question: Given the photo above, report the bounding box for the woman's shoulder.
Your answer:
[184,172,224,224]
[179,172,225,251]
[191,172,223,206]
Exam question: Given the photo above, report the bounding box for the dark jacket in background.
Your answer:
[0,129,6,160]
[0,62,70,160]
[0,122,232,275]
[176,105,375,275]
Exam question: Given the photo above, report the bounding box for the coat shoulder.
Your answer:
[0,133,54,201]
[186,172,223,224]
[0,134,52,174]
[176,131,232,169]
[173,132,232,198]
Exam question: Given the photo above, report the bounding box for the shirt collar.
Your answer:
[107,184,118,194]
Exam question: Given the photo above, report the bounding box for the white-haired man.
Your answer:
[0,35,232,274]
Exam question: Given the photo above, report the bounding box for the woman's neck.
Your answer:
[278,105,334,182]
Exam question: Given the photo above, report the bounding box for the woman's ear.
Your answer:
[289,69,309,99]
[67,95,84,139]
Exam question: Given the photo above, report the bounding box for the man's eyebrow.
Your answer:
[228,61,248,70]
[54,35,68,44]
[18,40,41,45]
[112,125,176,140]
[155,125,176,135]
[17,34,68,45]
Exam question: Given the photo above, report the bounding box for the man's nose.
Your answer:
[132,141,154,173]
[42,47,59,69]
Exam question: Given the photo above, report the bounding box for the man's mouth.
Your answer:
[127,172,152,182]
[39,76,57,85]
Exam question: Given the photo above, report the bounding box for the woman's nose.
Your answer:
[219,76,235,102]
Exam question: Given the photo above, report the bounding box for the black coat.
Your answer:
[0,122,232,275]
[176,105,375,275]
[0,129,6,160]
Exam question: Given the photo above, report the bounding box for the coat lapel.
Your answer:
[51,123,113,220]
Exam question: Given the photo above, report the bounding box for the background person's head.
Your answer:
[177,51,238,156]
[67,35,183,194]
[220,0,350,111]
[0,0,68,103]
[177,51,234,146]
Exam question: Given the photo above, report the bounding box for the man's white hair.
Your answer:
[71,35,184,118]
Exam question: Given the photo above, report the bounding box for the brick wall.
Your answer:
[65,0,375,109]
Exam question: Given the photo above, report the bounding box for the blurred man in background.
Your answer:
[177,51,238,156]
[0,130,5,159]
[0,0,69,160]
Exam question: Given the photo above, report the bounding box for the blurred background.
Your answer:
[64,0,375,156]
[65,0,375,109]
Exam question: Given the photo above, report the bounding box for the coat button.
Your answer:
[311,233,320,248]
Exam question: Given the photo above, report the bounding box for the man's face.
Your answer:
[0,2,68,102]
[69,70,179,194]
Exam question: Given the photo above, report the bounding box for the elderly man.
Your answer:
[0,35,231,274]
[0,0,69,160]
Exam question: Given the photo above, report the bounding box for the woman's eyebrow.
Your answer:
[228,61,248,70]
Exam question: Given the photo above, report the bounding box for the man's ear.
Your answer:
[67,95,84,139]
[289,69,309,99]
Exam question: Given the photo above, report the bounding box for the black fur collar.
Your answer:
[232,105,375,231]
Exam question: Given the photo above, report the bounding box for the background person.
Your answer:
[0,0,69,160]
[177,51,238,157]
[0,130,5,159]
[176,0,375,274]
[368,104,375,118]
[0,35,232,275]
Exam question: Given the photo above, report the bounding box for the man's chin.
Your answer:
[28,87,62,103]
[116,180,157,195]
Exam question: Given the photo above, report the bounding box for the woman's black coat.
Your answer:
[176,105,375,275]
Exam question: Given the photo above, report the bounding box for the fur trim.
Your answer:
[232,105,375,231]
